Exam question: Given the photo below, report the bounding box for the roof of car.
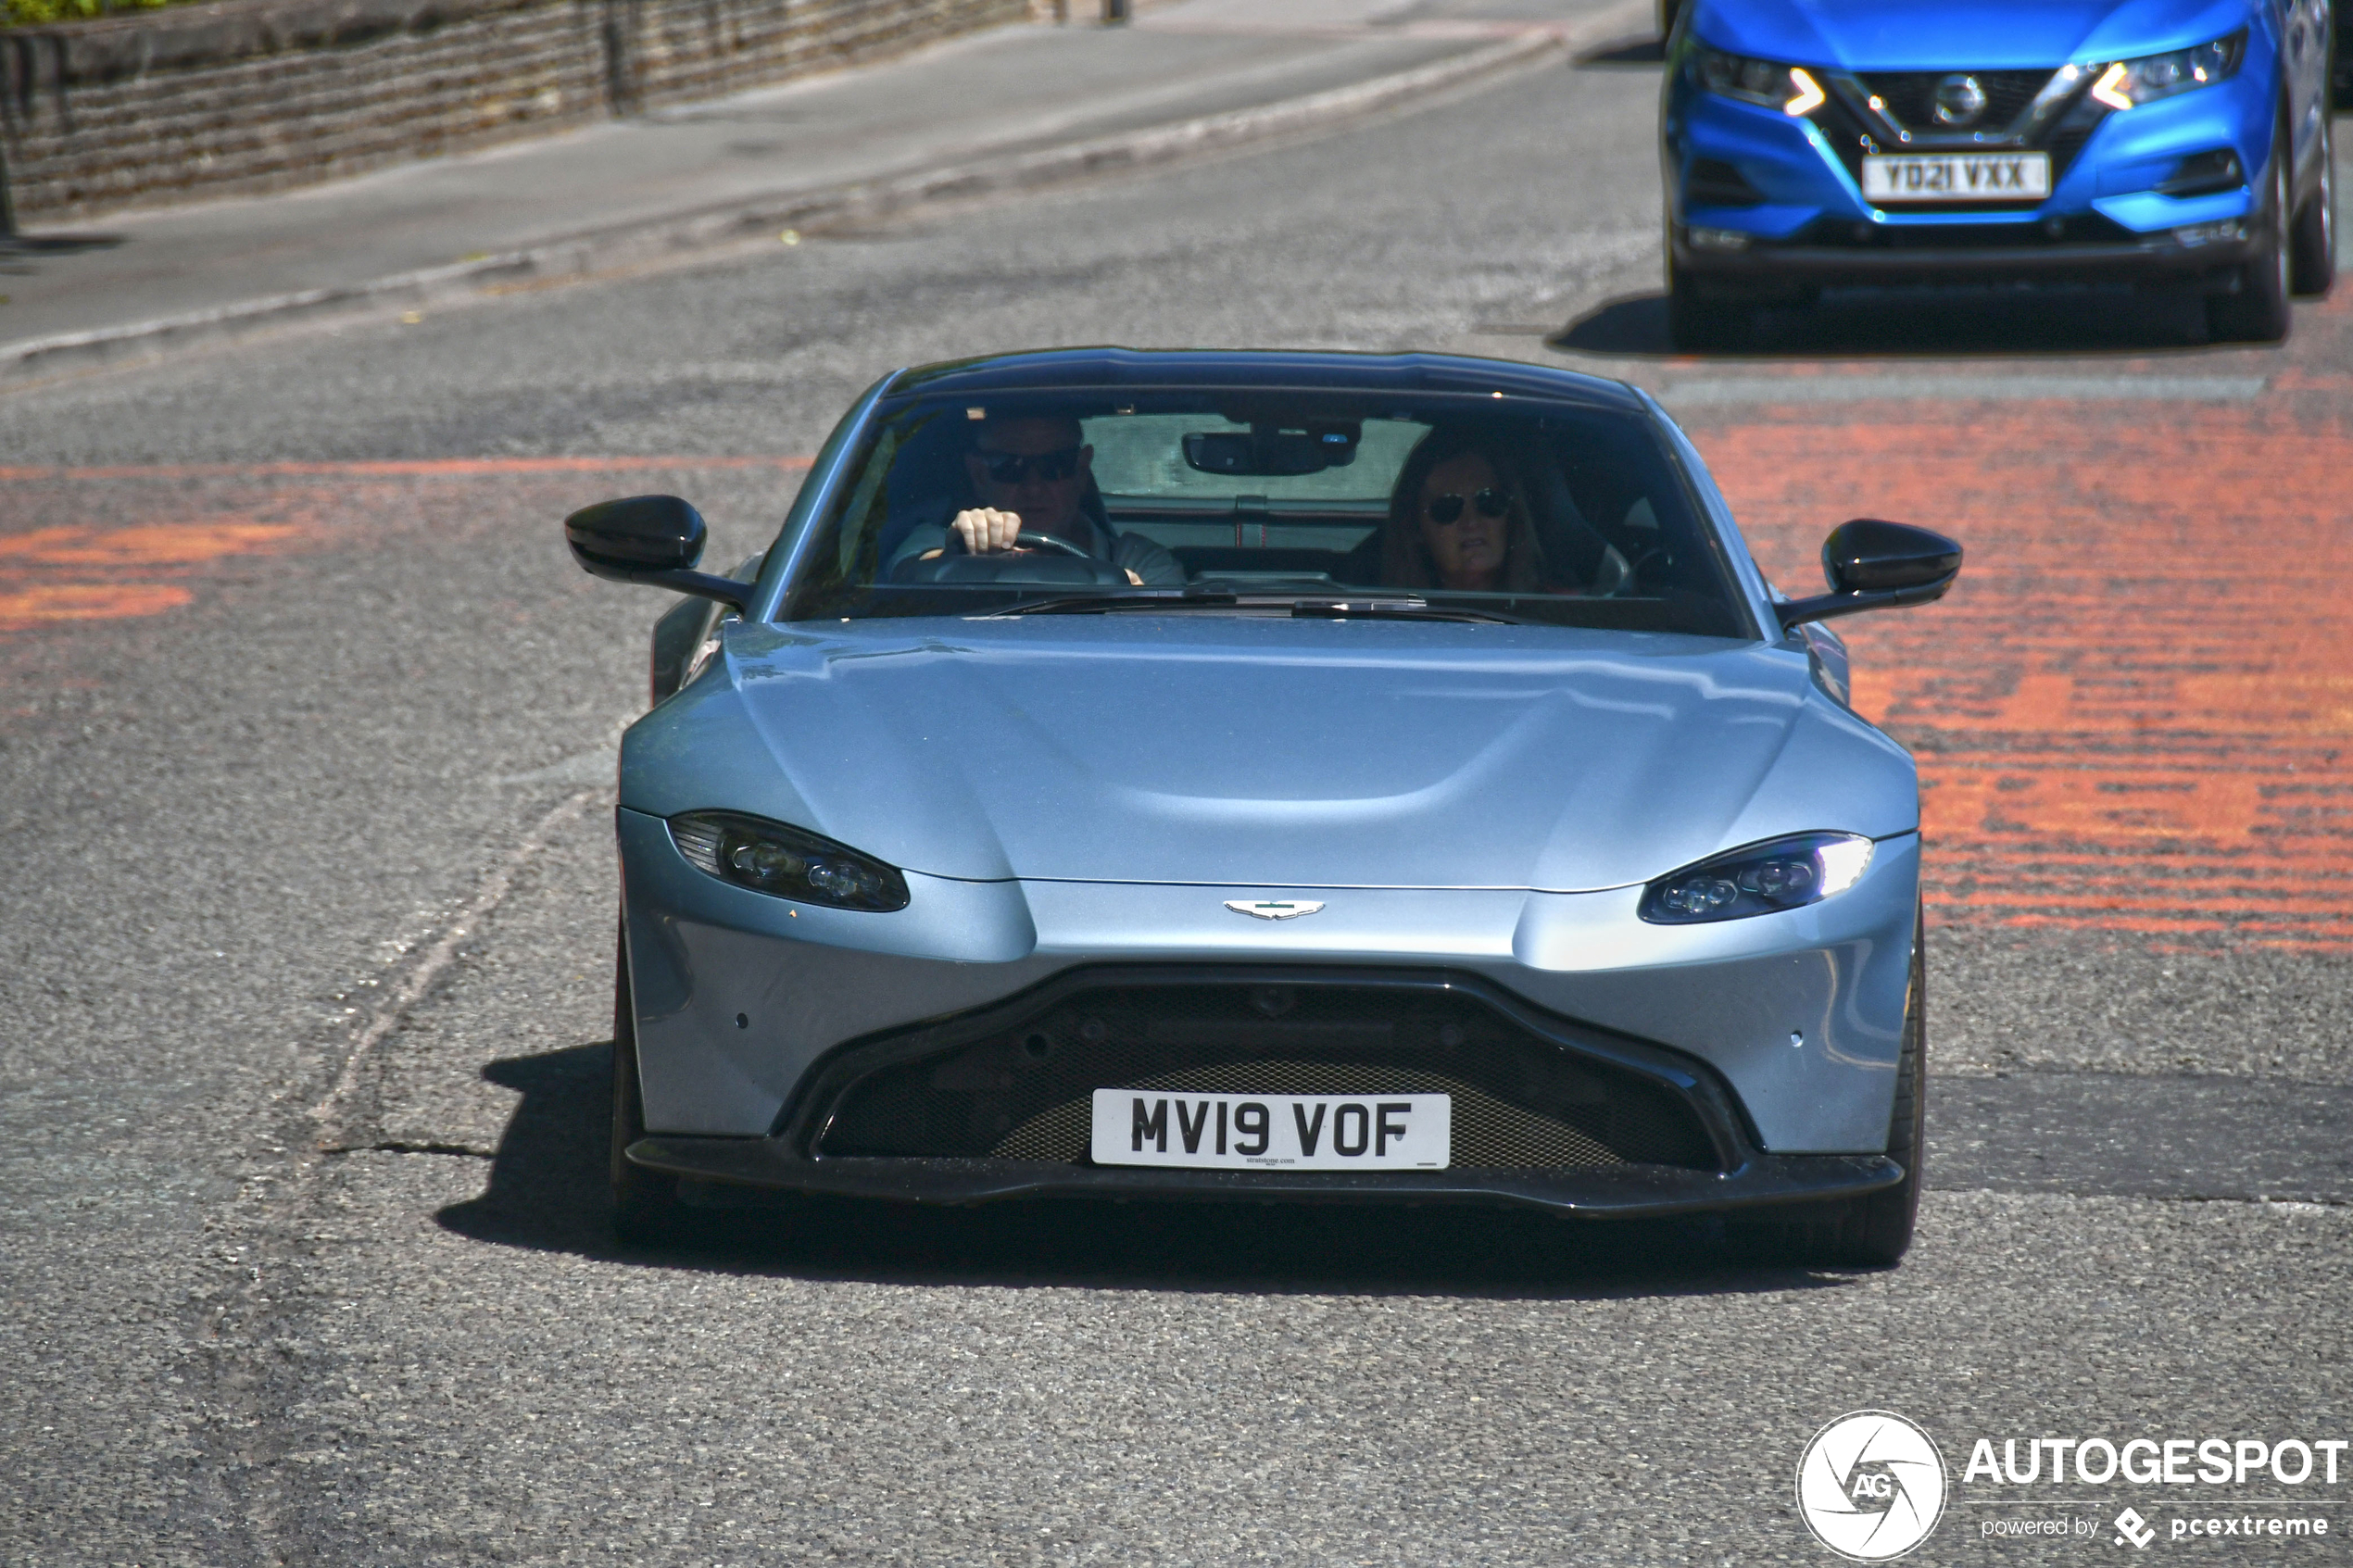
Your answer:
[884,347,1651,411]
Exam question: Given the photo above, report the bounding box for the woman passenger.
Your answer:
[1368,427,1562,594]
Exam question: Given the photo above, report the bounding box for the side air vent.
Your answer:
[2158,149,2245,197]
[1688,157,1767,207]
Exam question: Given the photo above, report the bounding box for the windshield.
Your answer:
[780,388,1754,636]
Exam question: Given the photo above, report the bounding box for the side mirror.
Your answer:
[1775,519,1960,632]
[564,495,749,612]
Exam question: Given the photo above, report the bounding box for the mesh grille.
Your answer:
[2044,120,2097,175]
[1805,81,2106,214]
[1859,69,2054,133]
[818,983,1718,1171]
[1806,211,2133,248]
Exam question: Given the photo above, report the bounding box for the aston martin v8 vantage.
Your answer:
[565,349,1963,1266]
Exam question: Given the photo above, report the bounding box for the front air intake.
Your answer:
[813,978,1722,1171]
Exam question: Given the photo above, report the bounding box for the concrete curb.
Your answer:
[2,4,1646,385]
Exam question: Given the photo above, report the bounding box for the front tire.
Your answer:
[610,924,685,1244]
[2289,105,2335,297]
[1667,255,1752,352]
[2208,124,2296,341]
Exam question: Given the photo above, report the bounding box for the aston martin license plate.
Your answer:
[1089,1090,1451,1170]
[1862,152,2050,203]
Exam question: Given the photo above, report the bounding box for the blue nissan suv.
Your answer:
[1659,0,2337,345]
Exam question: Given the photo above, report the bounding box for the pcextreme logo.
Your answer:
[1796,1411,1950,1561]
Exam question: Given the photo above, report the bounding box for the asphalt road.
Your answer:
[5,25,2351,1568]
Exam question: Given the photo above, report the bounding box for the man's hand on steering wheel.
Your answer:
[932,508,1143,583]
[950,508,1028,556]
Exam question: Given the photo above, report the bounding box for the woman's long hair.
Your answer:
[1378,426,1551,593]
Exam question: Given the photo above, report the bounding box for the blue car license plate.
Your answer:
[1089,1090,1452,1170]
[1862,152,2051,203]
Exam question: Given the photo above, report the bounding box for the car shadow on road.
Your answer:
[434,1043,1867,1301]
[0,232,129,273]
[1554,285,2221,358]
[1571,35,1666,68]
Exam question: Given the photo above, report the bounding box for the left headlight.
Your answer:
[1694,46,1827,115]
[2092,31,2246,109]
[1639,832,1874,925]
[668,810,911,912]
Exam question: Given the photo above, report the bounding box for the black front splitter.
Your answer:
[626,1137,1902,1219]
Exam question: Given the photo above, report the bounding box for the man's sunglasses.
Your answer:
[977,447,1084,485]
[1424,488,1511,525]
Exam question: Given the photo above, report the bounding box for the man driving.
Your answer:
[933,414,1185,586]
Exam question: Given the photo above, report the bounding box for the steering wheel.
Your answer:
[892,522,1129,587]
[943,527,1093,559]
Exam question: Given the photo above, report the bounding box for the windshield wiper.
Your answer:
[976,589,1237,617]
[1284,597,1521,625]
[978,591,1521,624]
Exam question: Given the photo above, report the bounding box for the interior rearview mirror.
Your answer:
[1775,519,1961,631]
[1183,422,1359,477]
[563,495,749,611]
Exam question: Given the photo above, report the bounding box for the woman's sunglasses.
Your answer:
[978,447,1084,485]
[1424,488,1511,526]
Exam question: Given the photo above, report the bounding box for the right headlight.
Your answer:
[2092,31,2246,109]
[1693,46,1827,115]
[668,810,911,912]
[1639,832,1874,925]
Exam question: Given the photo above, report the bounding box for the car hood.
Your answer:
[1694,0,2254,70]
[622,617,1918,891]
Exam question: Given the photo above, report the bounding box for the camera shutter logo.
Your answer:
[1794,1411,1948,1561]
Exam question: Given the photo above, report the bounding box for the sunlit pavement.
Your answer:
[1,36,2347,1567]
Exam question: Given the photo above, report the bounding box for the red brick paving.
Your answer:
[8,433,2345,948]
[1690,401,2353,950]
[0,457,811,635]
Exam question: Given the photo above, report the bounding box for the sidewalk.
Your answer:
[0,0,1645,381]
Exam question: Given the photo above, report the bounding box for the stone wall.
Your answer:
[0,0,1035,224]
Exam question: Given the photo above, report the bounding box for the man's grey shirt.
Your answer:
[1081,514,1186,586]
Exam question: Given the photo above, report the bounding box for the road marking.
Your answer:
[0,520,308,631]
[309,788,598,1148]
[493,719,632,787]
[492,745,621,787]
[0,458,808,632]
[0,521,304,563]
[0,582,194,630]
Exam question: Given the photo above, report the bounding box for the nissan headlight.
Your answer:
[1694,47,1826,115]
[669,810,911,912]
[2092,31,2244,109]
[1639,833,1874,925]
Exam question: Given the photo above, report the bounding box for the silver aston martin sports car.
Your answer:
[565,348,1961,1266]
